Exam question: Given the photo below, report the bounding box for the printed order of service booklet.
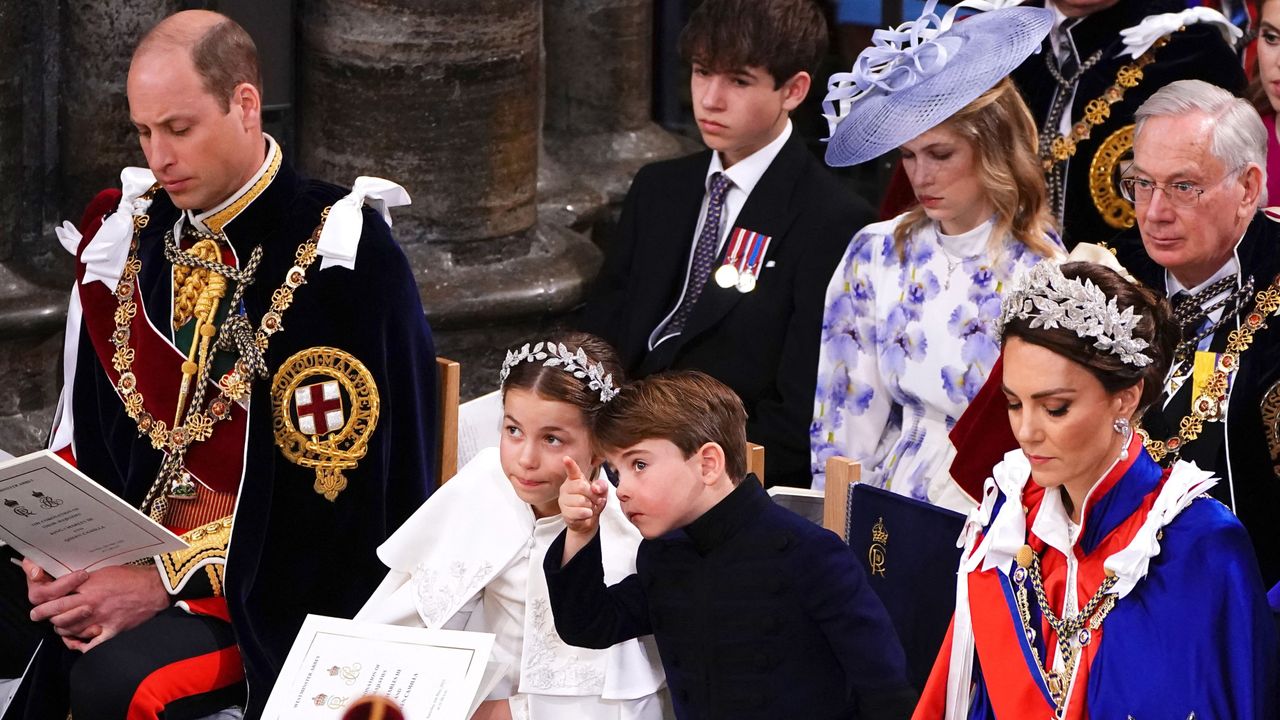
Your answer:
[0,450,187,576]
[262,615,503,720]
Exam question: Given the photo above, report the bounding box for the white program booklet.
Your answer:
[261,615,498,720]
[457,390,502,470]
[0,450,187,576]
[768,485,825,525]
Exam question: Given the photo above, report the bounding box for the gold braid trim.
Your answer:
[205,564,225,597]
[204,147,282,234]
[172,238,223,329]
[157,515,232,595]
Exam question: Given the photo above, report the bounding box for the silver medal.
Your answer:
[714,264,739,288]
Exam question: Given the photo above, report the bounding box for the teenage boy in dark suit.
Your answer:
[577,0,873,488]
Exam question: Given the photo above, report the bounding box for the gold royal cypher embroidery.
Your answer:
[272,347,379,501]
[868,516,888,577]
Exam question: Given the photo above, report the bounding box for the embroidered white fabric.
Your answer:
[411,561,494,629]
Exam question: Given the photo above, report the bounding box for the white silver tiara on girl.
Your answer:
[999,261,1153,368]
[499,341,619,403]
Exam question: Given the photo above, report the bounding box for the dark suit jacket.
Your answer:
[1117,213,1280,588]
[1012,0,1244,249]
[544,478,916,720]
[578,135,872,487]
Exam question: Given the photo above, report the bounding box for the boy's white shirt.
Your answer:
[700,118,793,254]
[357,447,665,708]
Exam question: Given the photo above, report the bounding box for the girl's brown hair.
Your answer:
[501,331,626,427]
[892,78,1059,262]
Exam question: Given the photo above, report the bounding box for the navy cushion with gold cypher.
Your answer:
[846,483,965,691]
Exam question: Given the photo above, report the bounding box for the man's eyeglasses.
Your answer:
[1118,171,1238,208]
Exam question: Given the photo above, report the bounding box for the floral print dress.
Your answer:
[810,215,1057,510]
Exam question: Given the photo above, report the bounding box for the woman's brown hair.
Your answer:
[892,77,1059,262]
[1001,262,1178,412]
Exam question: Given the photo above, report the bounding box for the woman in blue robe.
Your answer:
[914,261,1277,719]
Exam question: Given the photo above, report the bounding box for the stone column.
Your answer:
[298,0,602,396]
[542,0,687,220]
[59,1,176,222]
[0,3,20,267]
[0,3,69,455]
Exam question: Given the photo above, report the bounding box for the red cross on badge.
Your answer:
[293,380,345,436]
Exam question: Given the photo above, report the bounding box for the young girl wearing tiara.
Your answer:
[357,332,667,720]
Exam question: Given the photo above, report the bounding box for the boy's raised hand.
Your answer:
[559,456,608,564]
[559,456,608,534]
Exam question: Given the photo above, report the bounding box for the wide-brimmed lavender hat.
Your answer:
[823,0,1052,167]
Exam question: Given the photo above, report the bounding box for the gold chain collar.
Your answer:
[1041,37,1171,171]
[1140,273,1280,464]
[110,206,331,521]
[1011,544,1119,714]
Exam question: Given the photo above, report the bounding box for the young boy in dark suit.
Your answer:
[546,371,915,720]
[576,0,873,489]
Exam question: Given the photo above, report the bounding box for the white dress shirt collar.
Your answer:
[705,119,793,198]
[1164,238,1243,300]
[1046,3,1079,63]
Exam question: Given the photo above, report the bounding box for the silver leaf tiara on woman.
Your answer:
[998,261,1153,368]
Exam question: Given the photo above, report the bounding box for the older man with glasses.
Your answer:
[1116,78,1280,593]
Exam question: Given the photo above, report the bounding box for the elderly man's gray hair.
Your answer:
[1134,79,1267,205]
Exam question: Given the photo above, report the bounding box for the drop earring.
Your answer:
[1113,417,1131,461]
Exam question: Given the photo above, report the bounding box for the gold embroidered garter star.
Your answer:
[999,261,1153,368]
[500,342,619,403]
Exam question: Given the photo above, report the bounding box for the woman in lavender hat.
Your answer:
[809,0,1064,511]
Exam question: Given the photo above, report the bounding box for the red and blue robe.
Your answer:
[915,435,1277,719]
[12,147,436,720]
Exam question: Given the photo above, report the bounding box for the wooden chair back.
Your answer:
[435,357,460,487]
[747,442,766,485]
[822,456,861,539]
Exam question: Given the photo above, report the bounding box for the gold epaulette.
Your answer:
[157,515,233,596]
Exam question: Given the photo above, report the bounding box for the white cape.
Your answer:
[357,448,665,706]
